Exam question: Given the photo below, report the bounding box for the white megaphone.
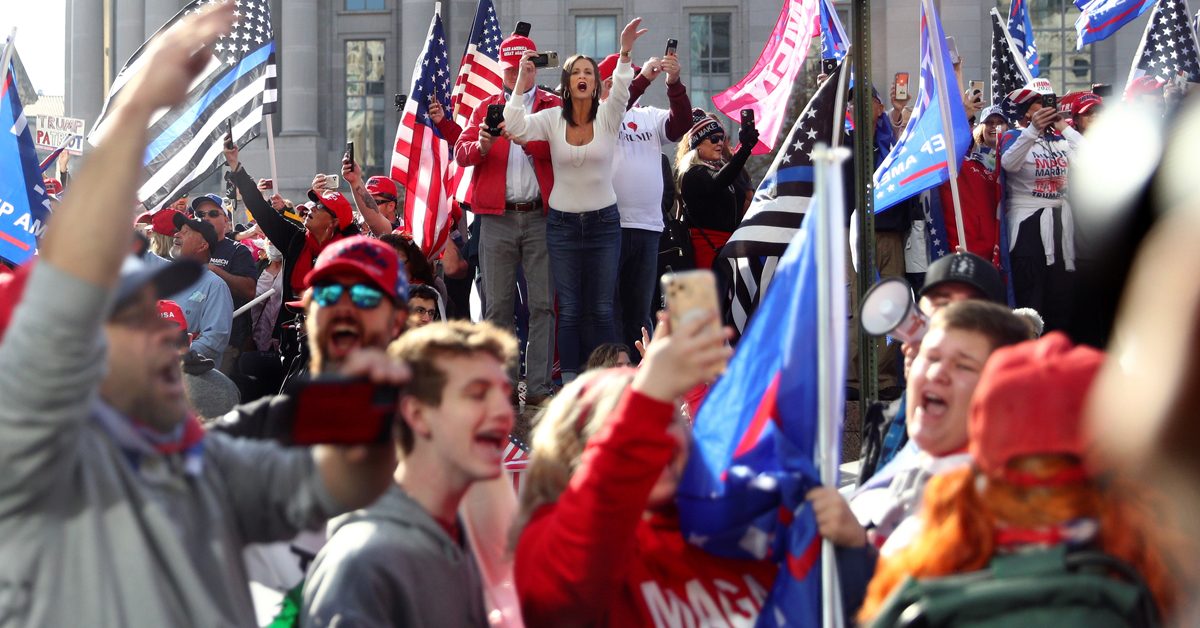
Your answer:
[860,277,928,344]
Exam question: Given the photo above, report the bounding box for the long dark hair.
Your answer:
[559,55,600,127]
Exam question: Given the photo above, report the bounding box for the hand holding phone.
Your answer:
[665,38,678,56]
[223,120,235,150]
[894,72,910,101]
[287,376,400,445]
[531,51,559,68]
[485,103,505,137]
[344,142,355,168]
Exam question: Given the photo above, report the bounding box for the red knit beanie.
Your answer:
[968,332,1105,477]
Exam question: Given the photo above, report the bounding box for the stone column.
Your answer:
[66,0,105,128]
[144,0,182,40]
[114,0,145,70]
[281,0,318,134]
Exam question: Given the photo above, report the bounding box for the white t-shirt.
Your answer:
[504,59,633,213]
[505,89,541,203]
[612,106,671,232]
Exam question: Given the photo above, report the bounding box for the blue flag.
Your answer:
[873,2,971,215]
[678,159,846,626]
[0,64,51,266]
[819,0,849,60]
[1008,0,1040,76]
[1075,0,1157,49]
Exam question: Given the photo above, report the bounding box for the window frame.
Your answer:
[344,39,388,177]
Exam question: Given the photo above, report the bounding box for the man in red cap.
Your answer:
[454,32,561,407]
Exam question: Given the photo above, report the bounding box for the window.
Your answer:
[1024,0,1093,93]
[345,40,387,176]
[345,0,385,10]
[576,16,618,59]
[689,13,733,110]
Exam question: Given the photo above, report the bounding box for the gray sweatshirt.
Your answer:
[0,262,344,626]
[302,484,488,627]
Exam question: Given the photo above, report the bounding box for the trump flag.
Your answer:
[0,57,51,266]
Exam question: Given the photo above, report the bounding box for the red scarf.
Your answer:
[290,232,337,294]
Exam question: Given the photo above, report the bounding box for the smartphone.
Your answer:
[740,108,755,130]
[485,104,505,136]
[344,141,355,167]
[661,270,724,363]
[223,120,235,150]
[822,58,838,76]
[261,178,274,190]
[395,94,408,112]
[1173,70,1188,91]
[287,376,400,446]
[1043,93,1058,113]
[969,80,985,97]
[895,72,910,101]
[665,38,678,56]
[514,21,531,37]
[945,36,960,66]
[531,51,559,68]
[323,174,340,190]
[1091,83,1112,98]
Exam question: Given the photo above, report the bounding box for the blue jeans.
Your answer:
[546,205,622,376]
[617,227,662,363]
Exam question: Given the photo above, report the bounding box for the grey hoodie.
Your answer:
[0,262,344,627]
[302,484,488,627]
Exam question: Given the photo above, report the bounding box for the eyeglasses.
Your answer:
[707,135,725,144]
[195,209,225,219]
[409,305,439,319]
[312,282,387,309]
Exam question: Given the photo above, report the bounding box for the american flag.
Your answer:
[391,6,454,259]
[1128,0,1200,87]
[90,0,277,211]
[1007,0,1040,77]
[503,434,531,494]
[990,8,1034,123]
[720,61,846,338]
[447,0,505,208]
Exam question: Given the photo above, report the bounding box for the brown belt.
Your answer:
[505,199,543,212]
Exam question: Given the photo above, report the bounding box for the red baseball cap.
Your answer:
[157,299,188,332]
[43,178,63,196]
[306,189,354,231]
[597,54,640,81]
[135,211,154,225]
[366,176,398,201]
[969,332,1105,478]
[152,209,184,236]
[302,235,408,303]
[1072,93,1103,116]
[499,35,535,70]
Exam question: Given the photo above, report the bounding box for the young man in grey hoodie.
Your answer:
[303,320,518,627]
[0,4,401,625]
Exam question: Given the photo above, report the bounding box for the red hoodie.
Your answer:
[514,389,777,627]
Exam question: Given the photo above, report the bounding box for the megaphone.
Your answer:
[860,277,928,344]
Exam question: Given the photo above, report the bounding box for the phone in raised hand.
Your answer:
[665,38,678,56]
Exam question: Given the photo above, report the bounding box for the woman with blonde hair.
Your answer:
[512,312,775,626]
[675,111,758,270]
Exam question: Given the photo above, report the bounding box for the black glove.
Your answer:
[182,350,216,375]
[738,126,760,152]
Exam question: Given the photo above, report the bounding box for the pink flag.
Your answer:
[713,0,819,155]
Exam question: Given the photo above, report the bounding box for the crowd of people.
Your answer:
[2,1,1198,626]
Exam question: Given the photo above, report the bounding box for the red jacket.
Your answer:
[938,156,1001,261]
[514,389,776,627]
[454,89,560,215]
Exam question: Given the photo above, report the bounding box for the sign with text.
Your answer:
[34,115,86,155]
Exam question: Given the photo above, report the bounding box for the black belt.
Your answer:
[505,199,543,212]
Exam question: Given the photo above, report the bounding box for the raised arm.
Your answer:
[660,54,693,142]
[342,155,394,237]
[0,2,238,512]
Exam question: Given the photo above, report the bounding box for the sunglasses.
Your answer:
[373,195,397,205]
[312,282,387,309]
[195,209,225,219]
[707,135,726,144]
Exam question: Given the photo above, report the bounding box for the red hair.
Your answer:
[859,457,1186,622]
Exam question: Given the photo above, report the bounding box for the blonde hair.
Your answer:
[511,367,638,545]
[387,320,518,454]
[148,232,174,258]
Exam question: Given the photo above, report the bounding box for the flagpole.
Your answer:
[265,115,280,191]
[814,142,849,628]
[924,0,967,253]
[0,28,18,96]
